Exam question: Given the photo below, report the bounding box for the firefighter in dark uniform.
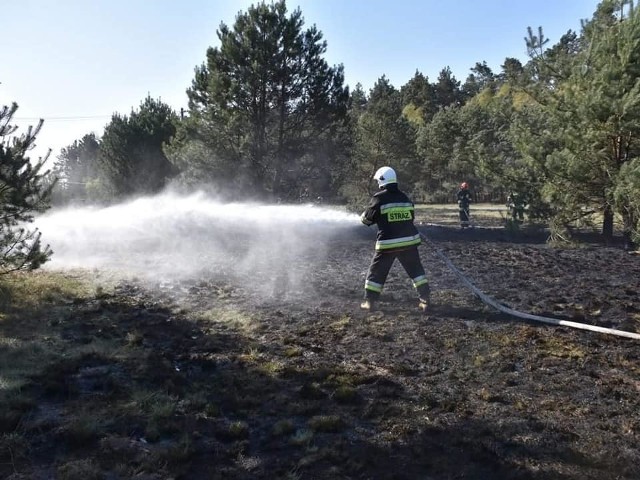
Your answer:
[456,182,472,228]
[360,166,431,313]
[507,192,526,223]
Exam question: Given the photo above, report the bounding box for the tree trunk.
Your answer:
[273,74,288,196]
[602,204,614,243]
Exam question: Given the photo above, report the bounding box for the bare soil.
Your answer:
[2,222,640,479]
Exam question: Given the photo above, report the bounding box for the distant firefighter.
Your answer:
[359,166,430,313]
[507,192,527,223]
[456,182,472,228]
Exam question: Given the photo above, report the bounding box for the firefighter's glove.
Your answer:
[360,212,374,226]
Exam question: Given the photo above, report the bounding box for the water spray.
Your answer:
[34,191,362,297]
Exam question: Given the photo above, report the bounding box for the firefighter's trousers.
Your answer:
[364,247,430,302]
[459,207,470,227]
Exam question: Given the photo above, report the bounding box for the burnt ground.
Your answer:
[2,221,640,479]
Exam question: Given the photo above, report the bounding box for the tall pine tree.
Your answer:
[53,133,100,204]
[0,103,53,273]
[100,96,178,198]
[345,76,418,205]
[172,0,349,201]
[521,0,640,243]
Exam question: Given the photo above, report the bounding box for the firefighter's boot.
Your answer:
[360,299,376,311]
[418,299,429,314]
[417,284,430,314]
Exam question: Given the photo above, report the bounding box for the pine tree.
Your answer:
[0,103,53,273]
[520,0,640,242]
[400,70,437,123]
[100,96,178,198]
[346,76,418,203]
[174,0,349,200]
[462,61,496,99]
[433,67,463,109]
[613,158,640,249]
[53,133,100,204]
[416,105,470,202]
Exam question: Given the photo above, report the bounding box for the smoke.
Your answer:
[34,191,364,299]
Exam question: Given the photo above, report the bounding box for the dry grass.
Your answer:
[0,245,638,479]
[0,271,197,476]
[416,203,628,234]
[415,203,508,226]
[196,306,258,333]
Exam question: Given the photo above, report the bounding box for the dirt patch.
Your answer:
[1,224,639,479]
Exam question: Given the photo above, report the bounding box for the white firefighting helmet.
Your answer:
[373,166,397,188]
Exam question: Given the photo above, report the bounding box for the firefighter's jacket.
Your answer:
[360,183,421,252]
[457,189,471,209]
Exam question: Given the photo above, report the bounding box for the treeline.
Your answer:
[4,0,640,274]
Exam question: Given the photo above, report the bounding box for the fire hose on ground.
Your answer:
[419,233,640,341]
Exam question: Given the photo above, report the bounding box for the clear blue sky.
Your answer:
[3,0,601,163]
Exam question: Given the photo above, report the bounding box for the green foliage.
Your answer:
[434,67,464,109]
[462,61,496,99]
[340,76,418,206]
[100,96,178,198]
[163,126,221,192]
[468,88,551,218]
[171,0,349,201]
[0,103,53,273]
[416,104,483,203]
[416,106,463,202]
[400,70,437,122]
[52,133,100,204]
[613,157,640,246]
[336,83,369,208]
[402,103,424,127]
[517,0,640,240]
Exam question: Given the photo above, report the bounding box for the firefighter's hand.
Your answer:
[360,212,374,226]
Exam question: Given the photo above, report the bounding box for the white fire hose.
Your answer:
[420,233,640,341]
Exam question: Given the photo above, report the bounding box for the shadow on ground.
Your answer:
[1,222,639,479]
